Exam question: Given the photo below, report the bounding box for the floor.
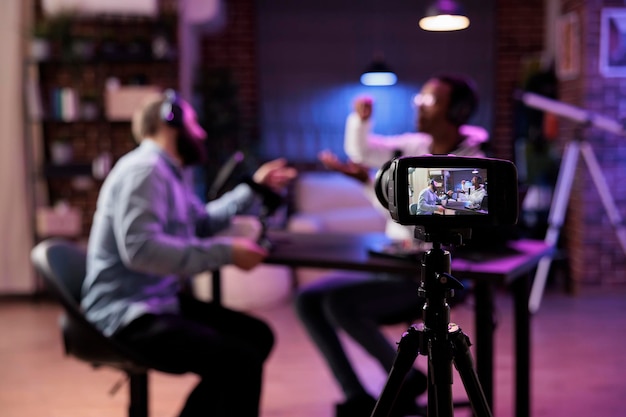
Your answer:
[1,283,625,417]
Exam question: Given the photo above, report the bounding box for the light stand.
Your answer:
[518,92,626,313]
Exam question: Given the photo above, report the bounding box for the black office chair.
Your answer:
[480,195,489,211]
[31,238,180,417]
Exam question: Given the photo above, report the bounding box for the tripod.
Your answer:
[527,129,626,313]
[371,230,492,417]
[518,92,626,313]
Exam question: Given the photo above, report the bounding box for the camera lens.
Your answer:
[374,159,395,210]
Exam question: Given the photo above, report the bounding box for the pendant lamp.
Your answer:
[360,59,398,87]
[419,0,470,32]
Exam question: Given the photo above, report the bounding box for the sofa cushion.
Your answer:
[288,206,386,233]
[293,171,375,214]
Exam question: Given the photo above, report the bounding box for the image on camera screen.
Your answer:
[407,167,488,216]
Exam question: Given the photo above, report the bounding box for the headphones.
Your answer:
[160,89,184,128]
[440,76,478,126]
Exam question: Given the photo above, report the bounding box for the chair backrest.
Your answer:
[31,238,86,310]
[30,239,150,372]
[480,195,488,211]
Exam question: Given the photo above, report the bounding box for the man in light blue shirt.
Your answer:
[81,90,296,417]
[416,180,442,214]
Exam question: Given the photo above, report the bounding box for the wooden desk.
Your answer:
[264,231,552,417]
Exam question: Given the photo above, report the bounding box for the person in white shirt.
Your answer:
[466,175,487,208]
[296,75,488,417]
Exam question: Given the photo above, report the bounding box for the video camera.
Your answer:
[374,155,518,231]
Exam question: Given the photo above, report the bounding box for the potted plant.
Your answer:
[41,11,74,60]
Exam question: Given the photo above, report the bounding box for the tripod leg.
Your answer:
[529,140,580,313]
[580,142,626,254]
[428,326,455,417]
[449,325,493,417]
[371,325,422,417]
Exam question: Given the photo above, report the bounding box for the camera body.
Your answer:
[375,155,518,229]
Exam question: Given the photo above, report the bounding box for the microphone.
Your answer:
[207,151,245,201]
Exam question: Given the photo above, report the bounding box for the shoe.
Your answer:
[335,393,377,417]
[391,371,428,417]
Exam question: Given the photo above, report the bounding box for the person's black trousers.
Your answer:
[114,293,275,417]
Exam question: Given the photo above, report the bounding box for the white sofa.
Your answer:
[193,171,387,309]
[286,171,387,285]
[287,171,387,234]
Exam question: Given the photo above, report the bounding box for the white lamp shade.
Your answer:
[42,0,157,16]
[419,0,470,32]
[419,14,470,31]
[360,60,398,86]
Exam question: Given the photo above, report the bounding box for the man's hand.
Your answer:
[252,158,298,192]
[318,150,370,184]
[354,96,373,121]
[231,238,268,271]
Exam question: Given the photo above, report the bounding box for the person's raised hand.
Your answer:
[318,150,343,171]
[354,96,373,121]
[252,158,298,192]
[231,238,268,271]
[318,150,370,184]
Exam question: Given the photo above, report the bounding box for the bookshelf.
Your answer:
[25,3,179,240]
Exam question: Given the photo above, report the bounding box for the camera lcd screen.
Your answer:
[406,167,488,217]
[377,156,517,227]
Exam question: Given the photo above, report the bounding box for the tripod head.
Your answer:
[414,226,472,246]
[415,226,466,334]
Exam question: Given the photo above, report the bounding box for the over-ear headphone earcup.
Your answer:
[447,100,473,126]
[160,89,184,127]
[443,76,478,126]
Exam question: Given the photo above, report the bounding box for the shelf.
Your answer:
[32,55,177,65]
[28,3,179,240]
[44,163,93,178]
[37,118,130,125]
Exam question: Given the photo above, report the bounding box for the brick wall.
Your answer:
[493,0,626,287]
[197,0,260,182]
[493,0,546,161]
[558,0,626,287]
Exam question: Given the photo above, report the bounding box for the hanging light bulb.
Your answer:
[360,60,398,86]
[419,0,470,32]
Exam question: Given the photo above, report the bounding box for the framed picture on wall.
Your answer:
[556,12,580,80]
[599,8,626,77]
